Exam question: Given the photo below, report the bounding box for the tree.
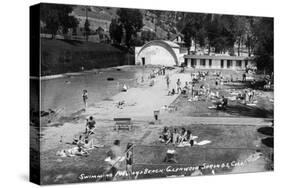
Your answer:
[84,18,90,41]
[252,17,273,73]
[182,25,193,54]
[204,14,217,54]
[178,12,273,73]
[109,18,123,45]
[207,15,248,56]
[40,4,78,38]
[244,17,256,57]
[61,15,79,34]
[180,13,207,54]
[203,14,237,54]
[141,30,156,42]
[117,8,143,48]
[232,16,247,56]
[215,15,236,53]
[72,26,77,36]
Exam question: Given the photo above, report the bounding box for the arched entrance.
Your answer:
[136,40,179,66]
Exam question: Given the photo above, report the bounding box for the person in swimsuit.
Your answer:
[126,143,133,178]
[166,74,170,89]
[85,116,96,135]
[176,78,182,94]
[82,89,88,110]
[172,128,180,145]
[178,128,187,143]
[106,140,123,180]
[159,127,172,144]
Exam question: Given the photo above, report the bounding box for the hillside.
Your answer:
[39,6,184,76]
[71,5,180,40]
[41,38,134,76]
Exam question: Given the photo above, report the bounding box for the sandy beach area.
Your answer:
[40,67,190,150]
[37,67,273,184]
[85,69,190,119]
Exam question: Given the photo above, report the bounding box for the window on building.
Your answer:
[221,60,224,68]
[184,58,188,67]
[227,60,232,68]
[191,59,196,68]
[200,59,206,67]
[209,59,212,67]
[236,60,242,67]
[245,60,248,68]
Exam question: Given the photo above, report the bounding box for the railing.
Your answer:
[40,33,110,43]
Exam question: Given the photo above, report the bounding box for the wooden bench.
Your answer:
[113,118,132,131]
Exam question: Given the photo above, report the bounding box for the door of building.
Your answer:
[141,57,145,66]
[221,60,224,68]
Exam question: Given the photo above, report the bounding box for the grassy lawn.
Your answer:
[171,69,273,118]
[41,39,134,76]
[40,121,272,184]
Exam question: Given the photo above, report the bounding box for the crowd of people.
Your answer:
[55,66,270,181]
[166,69,232,111]
[57,135,102,158]
[167,70,212,98]
[57,113,135,180]
[159,127,195,146]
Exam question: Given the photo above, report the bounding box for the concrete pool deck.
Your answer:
[84,68,190,119]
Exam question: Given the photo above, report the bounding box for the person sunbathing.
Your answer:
[72,135,83,145]
[218,96,228,110]
[209,96,228,110]
[57,145,89,157]
[186,130,194,146]
[172,128,180,145]
[168,89,176,96]
[58,135,103,158]
[199,84,206,96]
[181,82,189,95]
[164,128,172,145]
[74,146,89,156]
[79,137,103,150]
[178,129,195,146]
[85,116,96,135]
[178,128,187,143]
[159,127,172,144]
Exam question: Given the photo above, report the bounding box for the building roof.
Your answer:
[96,26,105,32]
[170,33,184,41]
